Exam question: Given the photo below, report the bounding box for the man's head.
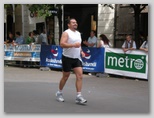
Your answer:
[126,35,132,42]
[15,32,21,37]
[8,32,13,38]
[67,18,78,30]
[90,30,96,37]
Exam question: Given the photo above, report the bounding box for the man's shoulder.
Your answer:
[92,36,97,40]
[64,29,70,32]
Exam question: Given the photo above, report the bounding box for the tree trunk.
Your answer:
[57,6,62,45]
[134,5,140,49]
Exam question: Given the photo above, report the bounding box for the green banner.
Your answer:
[105,52,146,73]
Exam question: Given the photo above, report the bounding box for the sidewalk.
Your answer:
[4,66,149,113]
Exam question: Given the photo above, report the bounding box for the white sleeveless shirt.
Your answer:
[62,29,81,60]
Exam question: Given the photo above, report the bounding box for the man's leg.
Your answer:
[56,71,70,102]
[73,67,83,92]
[73,67,87,104]
[59,71,70,90]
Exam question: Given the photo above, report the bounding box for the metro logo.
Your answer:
[105,52,146,73]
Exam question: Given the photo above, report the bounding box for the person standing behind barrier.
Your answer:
[83,30,97,47]
[25,32,35,44]
[48,33,55,45]
[55,18,87,104]
[96,34,111,77]
[40,29,48,45]
[97,34,112,48]
[122,34,136,52]
[5,32,15,44]
[33,30,40,44]
[13,31,24,45]
[140,36,148,52]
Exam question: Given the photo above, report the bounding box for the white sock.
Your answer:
[77,92,82,96]
[58,90,62,93]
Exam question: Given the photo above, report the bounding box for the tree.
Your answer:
[28,4,62,44]
[103,4,148,48]
[129,4,148,49]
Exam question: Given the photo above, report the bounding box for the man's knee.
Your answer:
[62,72,70,80]
[76,74,83,80]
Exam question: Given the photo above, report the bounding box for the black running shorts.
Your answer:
[62,55,82,72]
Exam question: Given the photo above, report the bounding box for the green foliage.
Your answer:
[4,4,20,9]
[27,4,54,18]
[4,4,12,9]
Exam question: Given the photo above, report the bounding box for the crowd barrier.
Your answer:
[105,48,148,79]
[4,44,148,79]
[40,45,105,72]
[4,44,41,62]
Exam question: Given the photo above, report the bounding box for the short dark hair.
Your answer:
[29,32,33,36]
[91,30,96,34]
[67,18,76,24]
[126,34,132,39]
[15,31,21,36]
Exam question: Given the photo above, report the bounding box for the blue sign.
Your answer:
[40,45,105,72]
[31,52,40,58]
[82,47,105,72]
[40,45,62,68]
[5,51,14,57]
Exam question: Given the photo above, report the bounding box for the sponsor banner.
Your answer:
[40,46,105,72]
[4,44,41,52]
[105,48,148,79]
[4,44,41,61]
[82,47,105,72]
[40,45,62,68]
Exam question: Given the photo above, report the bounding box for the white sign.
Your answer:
[105,48,148,79]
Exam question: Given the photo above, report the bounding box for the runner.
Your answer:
[56,18,87,104]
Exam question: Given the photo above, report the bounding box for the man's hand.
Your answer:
[73,42,81,48]
[83,41,88,45]
[144,48,148,52]
[123,48,129,52]
[81,51,85,58]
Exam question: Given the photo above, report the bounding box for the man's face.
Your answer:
[126,36,131,41]
[90,31,95,37]
[9,33,13,38]
[68,19,78,30]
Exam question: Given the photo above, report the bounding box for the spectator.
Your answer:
[83,30,97,47]
[140,36,148,52]
[25,32,35,44]
[122,34,136,52]
[139,31,146,46]
[5,32,14,44]
[97,34,112,48]
[48,33,55,45]
[96,34,111,77]
[33,30,40,44]
[40,29,48,45]
[13,31,24,45]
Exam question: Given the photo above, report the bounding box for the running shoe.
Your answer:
[75,95,87,104]
[56,92,64,102]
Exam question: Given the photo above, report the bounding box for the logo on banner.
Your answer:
[106,52,146,73]
[51,47,58,58]
[83,49,91,59]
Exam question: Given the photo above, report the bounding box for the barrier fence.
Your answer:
[4,44,41,62]
[105,48,148,79]
[4,44,148,79]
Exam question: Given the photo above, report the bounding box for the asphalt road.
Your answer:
[4,66,149,113]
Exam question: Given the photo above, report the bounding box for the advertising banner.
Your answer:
[4,44,41,61]
[40,45,62,68]
[105,48,148,79]
[82,47,105,72]
[40,45,105,72]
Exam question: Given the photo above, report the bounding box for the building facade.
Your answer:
[4,4,148,47]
